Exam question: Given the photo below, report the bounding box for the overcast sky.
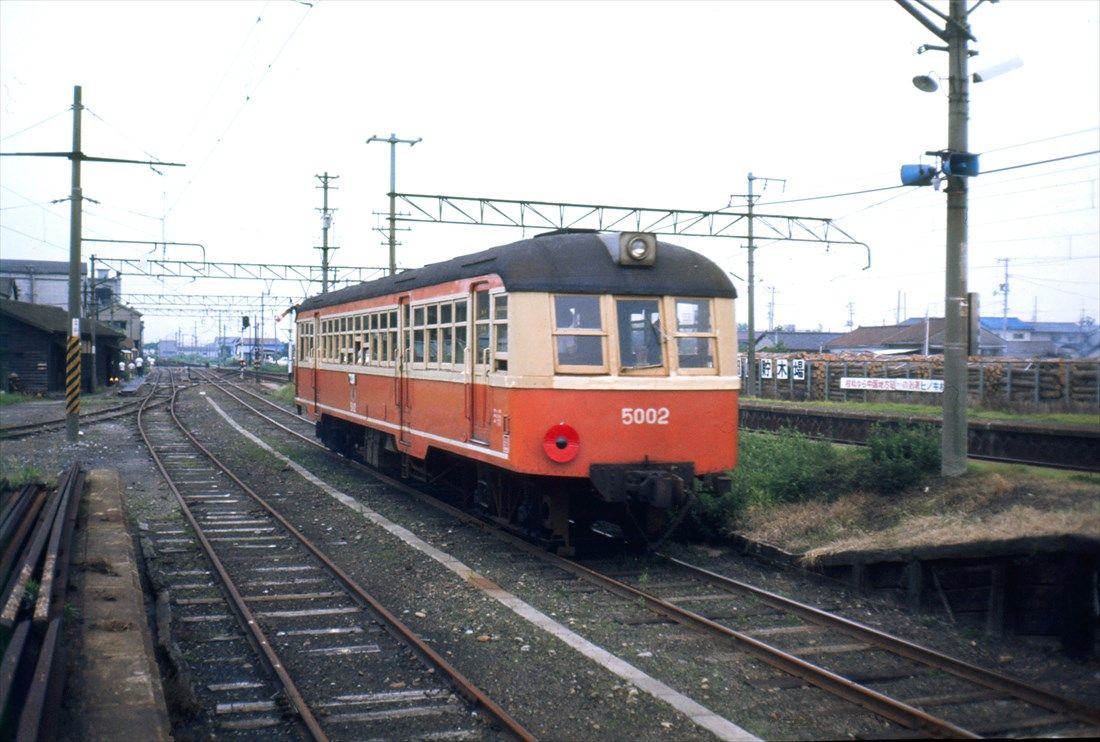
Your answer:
[1,0,1097,345]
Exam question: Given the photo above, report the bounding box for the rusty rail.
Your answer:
[0,462,85,740]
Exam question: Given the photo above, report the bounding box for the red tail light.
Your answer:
[543,422,579,463]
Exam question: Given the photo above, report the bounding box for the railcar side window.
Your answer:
[553,295,605,371]
[616,298,664,372]
[455,300,468,365]
[674,298,716,372]
[297,321,314,361]
[493,294,508,371]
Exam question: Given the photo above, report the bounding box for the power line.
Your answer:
[981,126,1100,155]
[0,108,70,143]
[0,222,66,250]
[167,2,313,216]
[755,149,1100,210]
[983,149,1099,176]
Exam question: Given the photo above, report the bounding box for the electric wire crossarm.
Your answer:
[0,85,185,441]
[391,192,869,252]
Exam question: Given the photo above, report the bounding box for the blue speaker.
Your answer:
[901,164,937,186]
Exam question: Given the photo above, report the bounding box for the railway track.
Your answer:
[137,372,529,739]
[577,554,1100,738]
[739,401,1100,472]
[196,372,1100,739]
[0,397,147,440]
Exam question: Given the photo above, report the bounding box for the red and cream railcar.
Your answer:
[294,230,738,551]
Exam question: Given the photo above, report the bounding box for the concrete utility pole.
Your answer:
[0,85,183,441]
[367,133,421,276]
[735,173,786,397]
[996,257,1009,333]
[897,0,979,476]
[942,0,972,477]
[314,172,339,293]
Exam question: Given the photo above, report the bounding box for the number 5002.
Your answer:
[620,407,670,425]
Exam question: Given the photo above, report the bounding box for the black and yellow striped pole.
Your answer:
[66,321,81,440]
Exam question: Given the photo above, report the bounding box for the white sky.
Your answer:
[1,0,1097,345]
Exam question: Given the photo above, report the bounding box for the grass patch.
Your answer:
[0,458,45,489]
[268,383,296,408]
[705,431,1100,556]
[683,426,944,544]
[0,392,37,406]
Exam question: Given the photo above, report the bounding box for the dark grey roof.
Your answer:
[0,298,124,338]
[299,231,735,312]
[0,258,86,275]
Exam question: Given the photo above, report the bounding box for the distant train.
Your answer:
[294,230,739,553]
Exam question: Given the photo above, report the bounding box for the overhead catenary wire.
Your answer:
[0,108,70,143]
[753,149,1100,209]
[167,1,313,216]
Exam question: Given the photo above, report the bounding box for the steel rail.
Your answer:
[33,466,84,624]
[0,463,83,740]
[137,379,329,742]
[0,398,148,439]
[0,471,69,628]
[544,557,979,737]
[203,377,980,738]
[192,375,535,741]
[661,554,1100,727]
[1,488,46,581]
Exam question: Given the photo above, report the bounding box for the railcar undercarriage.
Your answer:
[315,413,714,554]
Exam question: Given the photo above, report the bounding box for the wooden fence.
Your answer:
[742,354,1100,411]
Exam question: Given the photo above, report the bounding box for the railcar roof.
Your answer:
[298,231,735,312]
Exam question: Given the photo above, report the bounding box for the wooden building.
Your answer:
[0,298,124,394]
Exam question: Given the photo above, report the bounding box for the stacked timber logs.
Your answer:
[748,353,1100,412]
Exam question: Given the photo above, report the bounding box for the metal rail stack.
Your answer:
[0,463,84,741]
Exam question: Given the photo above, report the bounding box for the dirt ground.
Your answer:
[733,464,1100,559]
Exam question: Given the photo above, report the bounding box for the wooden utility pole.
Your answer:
[0,85,183,441]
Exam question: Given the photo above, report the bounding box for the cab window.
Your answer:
[674,297,717,373]
[616,298,663,371]
[553,294,605,371]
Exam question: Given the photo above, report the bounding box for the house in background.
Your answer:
[824,318,1005,356]
[0,259,83,308]
[980,317,1099,358]
[739,328,845,353]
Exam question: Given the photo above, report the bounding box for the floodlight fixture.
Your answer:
[912,73,940,93]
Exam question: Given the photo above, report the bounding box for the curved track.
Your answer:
[199,371,1100,738]
[137,370,530,740]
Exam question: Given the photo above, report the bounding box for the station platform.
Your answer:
[116,375,148,396]
[68,469,172,739]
